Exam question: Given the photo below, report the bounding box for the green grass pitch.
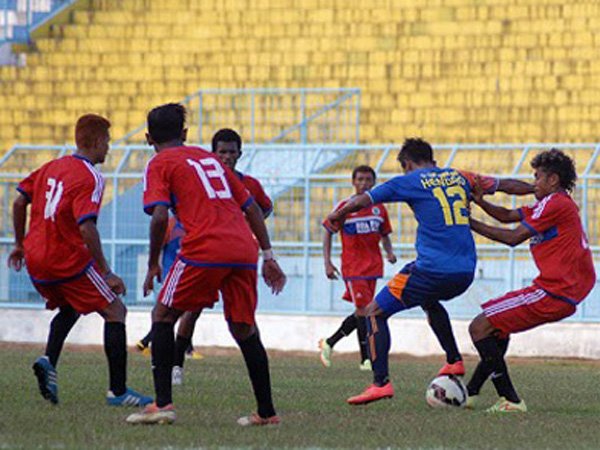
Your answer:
[1,343,599,449]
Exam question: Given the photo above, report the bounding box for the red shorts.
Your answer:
[482,285,576,338]
[158,259,258,325]
[33,265,117,315]
[342,279,377,308]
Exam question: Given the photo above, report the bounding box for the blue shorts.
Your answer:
[375,262,474,315]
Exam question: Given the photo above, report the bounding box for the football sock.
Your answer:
[355,315,369,362]
[45,306,79,367]
[140,328,154,347]
[474,336,520,403]
[104,322,127,396]
[186,343,194,354]
[326,314,357,348]
[173,335,191,368]
[151,322,175,407]
[423,301,462,363]
[467,337,509,396]
[367,315,391,386]
[238,332,277,419]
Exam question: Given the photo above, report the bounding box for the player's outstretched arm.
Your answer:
[245,202,287,294]
[322,231,340,279]
[143,204,168,296]
[471,179,521,223]
[79,219,126,295]
[7,193,28,271]
[496,178,535,196]
[326,193,372,231]
[381,234,397,264]
[470,218,533,247]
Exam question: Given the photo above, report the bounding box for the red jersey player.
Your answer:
[170,128,274,385]
[466,148,596,413]
[8,114,151,407]
[126,104,286,426]
[320,165,396,370]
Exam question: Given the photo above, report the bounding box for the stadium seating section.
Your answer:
[0,0,599,147]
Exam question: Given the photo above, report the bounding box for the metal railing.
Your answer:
[0,0,76,44]
[115,88,361,146]
[0,143,598,321]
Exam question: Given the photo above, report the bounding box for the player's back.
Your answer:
[144,146,257,265]
[368,167,476,275]
[19,155,102,281]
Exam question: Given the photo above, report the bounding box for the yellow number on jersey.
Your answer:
[432,186,469,226]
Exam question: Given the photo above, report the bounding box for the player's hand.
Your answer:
[262,259,286,295]
[471,176,485,204]
[325,211,345,233]
[386,253,397,264]
[325,261,340,280]
[7,245,25,271]
[143,264,162,297]
[105,272,127,296]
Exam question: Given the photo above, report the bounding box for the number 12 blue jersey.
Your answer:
[367,167,476,275]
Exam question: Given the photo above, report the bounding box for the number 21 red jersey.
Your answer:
[17,154,105,282]
[143,146,258,266]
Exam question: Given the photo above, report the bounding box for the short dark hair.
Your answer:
[212,128,242,153]
[352,165,376,180]
[531,148,577,192]
[147,103,186,144]
[75,114,110,150]
[397,138,434,164]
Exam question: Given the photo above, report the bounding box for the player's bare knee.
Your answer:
[355,306,368,317]
[469,314,490,341]
[228,321,256,343]
[152,303,180,323]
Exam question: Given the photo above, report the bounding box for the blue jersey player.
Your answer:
[326,138,533,405]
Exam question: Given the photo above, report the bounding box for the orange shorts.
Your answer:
[158,258,258,325]
[482,285,576,339]
[342,279,377,308]
[33,265,117,315]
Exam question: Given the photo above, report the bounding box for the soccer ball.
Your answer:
[425,375,467,408]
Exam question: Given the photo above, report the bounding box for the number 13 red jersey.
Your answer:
[143,146,258,266]
[17,154,104,282]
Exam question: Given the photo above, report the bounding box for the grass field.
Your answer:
[1,343,599,449]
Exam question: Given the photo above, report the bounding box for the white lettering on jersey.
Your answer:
[532,194,554,220]
[44,178,64,221]
[187,158,232,199]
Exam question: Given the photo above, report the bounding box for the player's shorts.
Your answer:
[375,262,474,315]
[33,264,117,315]
[158,257,258,325]
[481,285,577,338]
[342,279,377,308]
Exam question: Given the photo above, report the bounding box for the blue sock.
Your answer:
[366,315,391,386]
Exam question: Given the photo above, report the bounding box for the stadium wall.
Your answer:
[1,308,599,360]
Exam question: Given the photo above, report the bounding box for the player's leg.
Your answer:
[469,314,524,411]
[466,336,509,398]
[319,314,357,367]
[318,280,359,367]
[45,304,80,367]
[127,262,222,424]
[222,268,279,426]
[229,321,279,426]
[422,301,464,375]
[136,327,154,353]
[31,284,78,404]
[347,300,394,404]
[172,310,202,385]
[355,308,370,370]
[97,296,153,407]
[354,279,376,369]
